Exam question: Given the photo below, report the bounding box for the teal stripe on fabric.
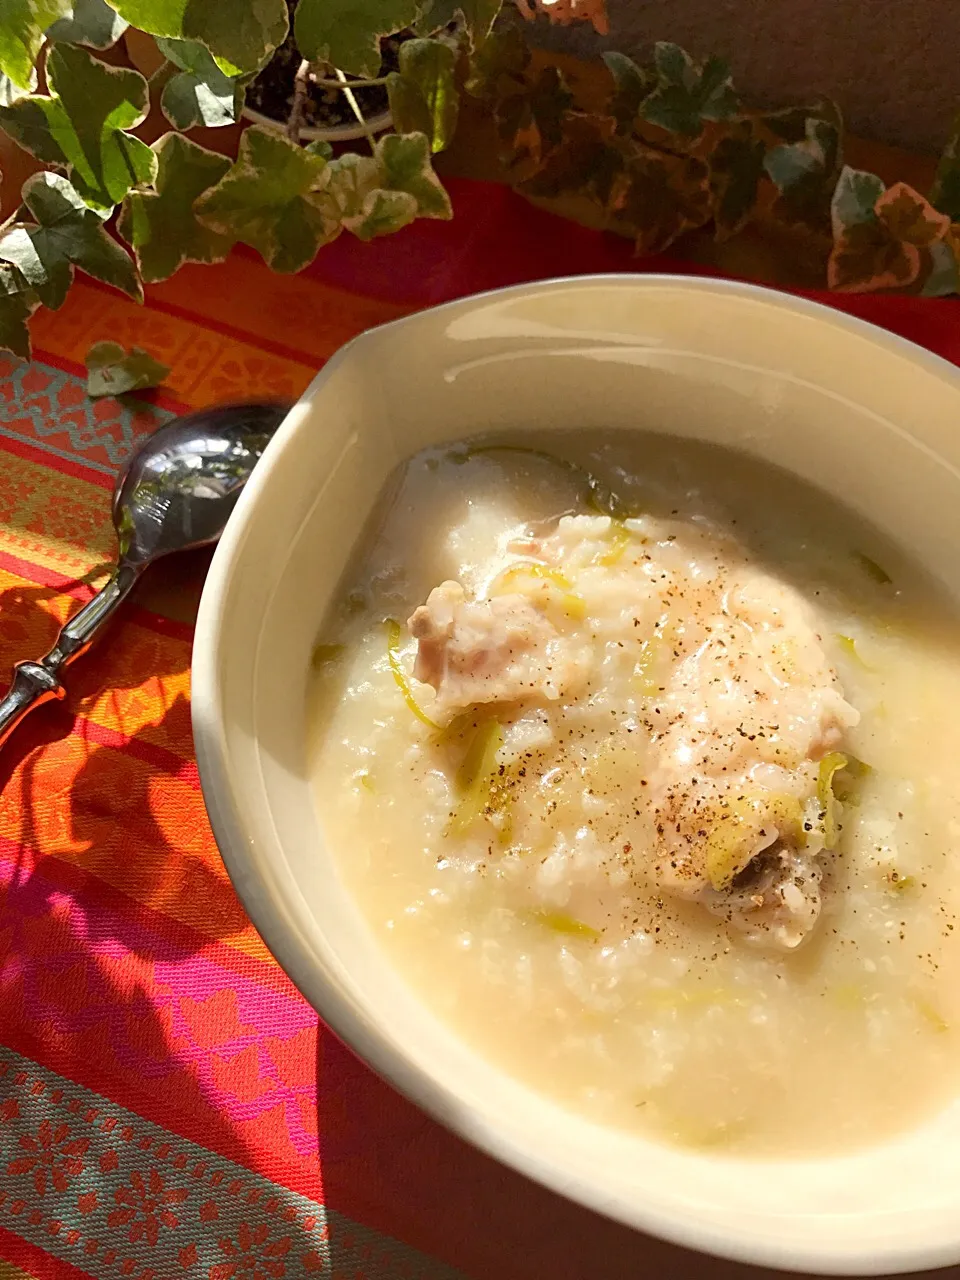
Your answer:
[0,1047,465,1280]
[0,361,173,474]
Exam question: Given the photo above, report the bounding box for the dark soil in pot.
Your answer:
[246,0,407,131]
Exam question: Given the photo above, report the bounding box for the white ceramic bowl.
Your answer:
[193,275,960,1276]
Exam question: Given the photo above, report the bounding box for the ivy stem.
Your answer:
[335,67,377,154]
[286,57,312,142]
[310,73,391,89]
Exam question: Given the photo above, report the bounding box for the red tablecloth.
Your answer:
[0,176,956,1280]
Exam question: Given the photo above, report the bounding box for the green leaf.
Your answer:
[387,73,432,140]
[763,106,842,230]
[85,339,170,398]
[294,0,420,79]
[375,132,453,219]
[327,153,381,217]
[921,238,960,298]
[612,143,712,254]
[305,138,333,160]
[118,132,232,283]
[831,166,884,237]
[348,188,419,241]
[107,0,288,75]
[47,0,129,49]
[0,72,33,105]
[930,113,960,222]
[327,153,419,240]
[0,44,155,213]
[709,124,766,239]
[156,37,245,128]
[602,51,651,135]
[0,266,39,359]
[386,38,459,153]
[0,171,141,309]
[194,124,341,274]
[496,65,573,178]
[328,135,452,237]
[465,24,529,98]
[414,0,501,47]
[520,112,621,203]
[0,0,71,92]
[641,43,738,138]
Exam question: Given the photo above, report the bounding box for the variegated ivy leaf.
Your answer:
[414,0,501,47]
[327,152,418,240]
[764,107,842,230]
[85,339,170,398]
[347,188,419,241]
[611,143,712,254]
[0,171,141,310]
[921,237,960,298]
[830,165,884,237]
[375,132,454,221]
[107,0,288,76]
[156,37,245,129]
[602,51,651,136]
[0,0,71,92]
[465,24,529,98]
[640,42,738,139]
[193,125,340,274]
[326,153,380,217]
[47,0,129,50]
[496,65,573,178]
[930,113,960,222]
[0,44,155,213]
[0,72,33,105]
[520,112,621,204]
[294,0,420,79]
[387,38,459,154]
[118,133,233,283]
[0,265,40,359]
[828,176,952,293]
[709,123,767,240]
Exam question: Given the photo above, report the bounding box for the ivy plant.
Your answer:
[0,0,958,363]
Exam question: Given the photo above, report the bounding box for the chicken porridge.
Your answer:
[309,434,960,1155]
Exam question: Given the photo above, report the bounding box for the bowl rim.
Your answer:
[192,272,960,1277]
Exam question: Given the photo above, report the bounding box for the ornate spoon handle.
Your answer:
[0,561,143,747]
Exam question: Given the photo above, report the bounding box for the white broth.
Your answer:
[309,433,960,1156]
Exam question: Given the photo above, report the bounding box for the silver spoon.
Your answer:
[0,400,290,747]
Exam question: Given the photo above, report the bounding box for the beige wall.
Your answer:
[536,0,959,153]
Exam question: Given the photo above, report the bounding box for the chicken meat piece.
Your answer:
[408,580,581,719]
[645,571,859,949]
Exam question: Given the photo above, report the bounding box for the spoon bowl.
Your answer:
[0,400,290,747]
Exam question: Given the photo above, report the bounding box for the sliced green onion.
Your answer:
[817,752,848,849]
[385,619,439,730]
[595,520,631,567]
[633,636,661,697]
[885,871,915,893]
[916,997,948,1032]
[530,909,600,939]
[493,561,586,620]
[448,719,503,834]
[835,634,872,669]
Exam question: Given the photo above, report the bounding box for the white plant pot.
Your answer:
[125,29,394,144]
[242,104,393,144]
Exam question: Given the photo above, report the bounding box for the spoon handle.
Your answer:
[0,561,143,748]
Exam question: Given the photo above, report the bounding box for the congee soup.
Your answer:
[309,433,960,1156]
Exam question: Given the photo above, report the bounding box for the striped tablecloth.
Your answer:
[0,176,957,1280]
